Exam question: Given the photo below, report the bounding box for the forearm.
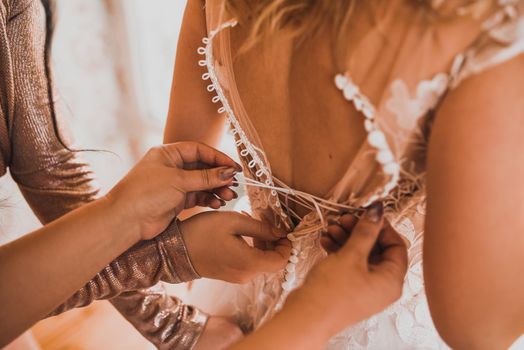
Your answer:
[0,197,138,345]
[48,219,199,315]
[164,0,225,147]
[229,300,333,350]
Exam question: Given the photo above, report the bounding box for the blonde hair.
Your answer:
[224,0,492,50]
[224,0,356,48]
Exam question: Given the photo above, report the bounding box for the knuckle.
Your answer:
[200,168,211,186]
[145,146,160,158]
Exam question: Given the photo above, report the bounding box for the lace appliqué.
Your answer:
[386,74,449,130]
[334,74,401,204]
[327,216,448,350]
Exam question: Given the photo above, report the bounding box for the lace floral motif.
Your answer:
[327,216,448,350]
[386,74,449,130]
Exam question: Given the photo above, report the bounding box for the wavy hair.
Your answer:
[224,0,492,50]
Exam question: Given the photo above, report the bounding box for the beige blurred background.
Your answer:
[0,0,236,349]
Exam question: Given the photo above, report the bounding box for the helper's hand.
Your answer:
[180,211,292,283]
[321,213,359,254]
[106,142,242,240]
[284,203,408,337]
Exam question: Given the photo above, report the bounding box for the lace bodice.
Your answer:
[197,1,524,348]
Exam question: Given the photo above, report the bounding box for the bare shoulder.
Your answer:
[424,53,524,349]
[431,53,524,166]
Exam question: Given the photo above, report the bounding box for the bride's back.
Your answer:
[225,0,486,201]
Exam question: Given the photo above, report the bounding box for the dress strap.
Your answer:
[450,0,524,87]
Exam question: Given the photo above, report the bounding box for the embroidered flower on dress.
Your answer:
[386,74,449,130]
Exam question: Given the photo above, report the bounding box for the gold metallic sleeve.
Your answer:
[49,220,201,314]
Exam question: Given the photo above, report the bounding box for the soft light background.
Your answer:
[1,0,237,349]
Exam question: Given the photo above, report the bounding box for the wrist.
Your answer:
[282,287,356,342]
[157,218,201,283]
[275,292,336,345]
[100,193,141,243]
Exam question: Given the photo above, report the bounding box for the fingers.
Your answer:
[374,223,408,278]
[339,214,358,232]
[191,192,225,209]
[249,239,292,272]
[177,166,238,192]
[163,142,241,170]
[322,214,357,253]
[321,234,340,254]
[340,203,384,259]
[326,224,349,246]
[213,186,238,201]
[229,213,286,241]
[228,214,290,273]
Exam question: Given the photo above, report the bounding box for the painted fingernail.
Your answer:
[232,191,238,199]
[365,202,383,224]
[219,167,238,180]
[220,199,227,207]
[235,162,243,171]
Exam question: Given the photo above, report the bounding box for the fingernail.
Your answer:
[233,191,238,199]
[219,167,238,180]
[220,199,227,207]
[365,202,383,224]
[235,162,243,171]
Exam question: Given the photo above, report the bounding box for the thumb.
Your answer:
[177,166,238,192]
[340,202,384,259]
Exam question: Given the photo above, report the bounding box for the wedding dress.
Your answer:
[189,0,524,348]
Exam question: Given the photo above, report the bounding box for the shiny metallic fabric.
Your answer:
[50,219,201,314]
[50,220,207,349]
[0,1,207,348]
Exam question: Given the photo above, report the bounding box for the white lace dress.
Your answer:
[192,1,524,348]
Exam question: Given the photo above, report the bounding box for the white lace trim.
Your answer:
[334,74,401,205]
[198,21,315,291]
[197,21,291,220]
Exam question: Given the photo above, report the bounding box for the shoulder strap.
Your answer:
[450,0,524,87]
